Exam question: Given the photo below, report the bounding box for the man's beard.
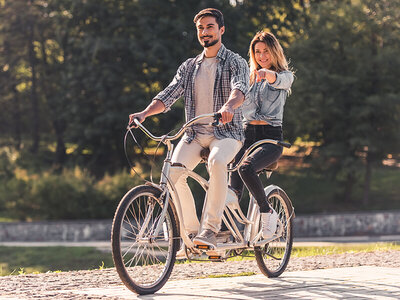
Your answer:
[202,37,219,48]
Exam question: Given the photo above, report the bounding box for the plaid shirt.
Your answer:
[154,44,249,143]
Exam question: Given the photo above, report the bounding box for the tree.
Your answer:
[287,0,400,203]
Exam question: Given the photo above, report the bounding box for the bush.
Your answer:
[0,162,144,221]
[28,168,103,219]
[0,177,32,221]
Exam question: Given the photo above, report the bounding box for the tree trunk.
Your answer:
[39,37,67,166]
[363,152,372,206]
[53,120,67,165]
[12,86,22,150]
[343,173,355,203]
[28,15,40,153]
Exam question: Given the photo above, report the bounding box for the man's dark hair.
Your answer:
[193,8,224,28]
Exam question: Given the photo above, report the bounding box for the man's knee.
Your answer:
[208,156,227,170]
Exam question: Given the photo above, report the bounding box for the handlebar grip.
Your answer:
[211,113,222,127]
[278,141,291,148]
[127,118,141,130]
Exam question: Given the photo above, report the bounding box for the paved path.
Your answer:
[16,266,397,300]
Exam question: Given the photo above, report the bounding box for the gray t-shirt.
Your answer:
[194,56,218,135]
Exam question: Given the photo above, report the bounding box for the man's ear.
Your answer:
[220,26,225,35]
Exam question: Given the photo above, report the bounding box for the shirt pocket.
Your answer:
[260,85,281,106]
[242,95,254,108]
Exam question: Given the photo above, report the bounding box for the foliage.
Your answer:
[0,0,399,218]
[287,0,400,202]
[0,150,141,220]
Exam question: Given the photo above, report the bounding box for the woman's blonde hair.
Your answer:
[249,31,289,85]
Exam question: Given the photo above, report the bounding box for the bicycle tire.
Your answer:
[111,185,179,295]
[254,188,294,277]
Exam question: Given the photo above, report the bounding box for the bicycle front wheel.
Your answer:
[255,188,294,277]
[111,185,179,295]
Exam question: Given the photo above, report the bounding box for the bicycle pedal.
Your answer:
[195,244,212,250]
[208,255,223,261]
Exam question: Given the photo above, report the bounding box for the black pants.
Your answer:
[230,124,283,213]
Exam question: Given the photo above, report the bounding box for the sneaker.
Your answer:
[261,208,279,239]
[193,229,217,249]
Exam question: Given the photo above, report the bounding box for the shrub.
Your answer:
[0,163,145,220]
[96,170,142,204]
[28,168,105,219]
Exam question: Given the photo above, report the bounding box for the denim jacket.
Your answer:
[242,70,294,127]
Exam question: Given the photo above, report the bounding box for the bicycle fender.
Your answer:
[264,185,295,219]
[144,181,163,192]
[264,184,281,196]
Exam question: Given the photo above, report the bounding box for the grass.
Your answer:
[0,243,400,277]
[0,243,399,276]
[291,242,400,257]
[179,242,400,264]
[0,217,16,222]
[0,246,113,276]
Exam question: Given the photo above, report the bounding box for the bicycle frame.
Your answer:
[130,113,292,254]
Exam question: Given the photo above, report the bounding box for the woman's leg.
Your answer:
[229,146,246,198]
[229,124,256,199]
[238,143,283,212]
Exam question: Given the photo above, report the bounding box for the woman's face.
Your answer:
[254,41,272,69]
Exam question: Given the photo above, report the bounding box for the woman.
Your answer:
[230,31,294,238]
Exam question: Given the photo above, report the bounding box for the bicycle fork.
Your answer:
[137,142,173,243]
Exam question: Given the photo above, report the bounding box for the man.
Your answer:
[129,8,249,248]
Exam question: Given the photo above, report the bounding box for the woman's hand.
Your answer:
[255,68,277,84]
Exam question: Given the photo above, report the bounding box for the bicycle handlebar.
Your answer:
[128,113,292,169]
[128,113,221,142]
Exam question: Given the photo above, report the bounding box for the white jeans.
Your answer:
[169,133,242,234]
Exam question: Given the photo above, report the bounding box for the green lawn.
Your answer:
[291,242,400,257]
[0,246,113,276]
[1,243,399,276]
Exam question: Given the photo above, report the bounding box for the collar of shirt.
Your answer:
[196,44,227,65]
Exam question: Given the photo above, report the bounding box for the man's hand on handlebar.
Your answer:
[128,112,146,128]
[217,104,234,124]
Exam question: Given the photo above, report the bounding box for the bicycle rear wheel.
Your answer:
[255,188,294,277]
[111,185,179,295]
